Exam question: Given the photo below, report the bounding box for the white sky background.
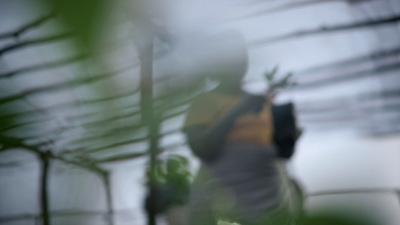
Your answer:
[1,0,400,224]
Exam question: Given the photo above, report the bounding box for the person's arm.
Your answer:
[183,95,265,161]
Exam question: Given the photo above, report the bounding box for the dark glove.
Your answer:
[272,102,300,159]
[240,94,266,113]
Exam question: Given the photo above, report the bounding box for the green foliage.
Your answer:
[42,0,108,50]
[264,66,293,92]
[145,155,191,187]
[300,213,376,225]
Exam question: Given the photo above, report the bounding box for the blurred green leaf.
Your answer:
[42,0,108,50]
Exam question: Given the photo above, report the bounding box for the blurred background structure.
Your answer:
[0,0,399,225]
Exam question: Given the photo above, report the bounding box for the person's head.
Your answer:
[198,30,248,93]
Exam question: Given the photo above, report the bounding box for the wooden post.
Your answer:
[138,27,159,225]
[102,172,114,225]
[38,151,51,225]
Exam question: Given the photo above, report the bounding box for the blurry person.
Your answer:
[182,31,298,225]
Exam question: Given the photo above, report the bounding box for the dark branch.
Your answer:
[93,141,186,164]
[94,152,147,163]
[57,104,189,156]
[231,0,345,22]
[307,187,399,198]
[0,134,107,179]
[0,32,73,56]
[0,209,142,223]
[0,89,140,126]
[65,127,180,157]
[295,47,400,77]
[293,62,400,89]
[6,88,195,146]
[0,63,138,105]
[249,15,400,47]
[297,88,400,112]
[0,54,88,79]
[0,11,56,40]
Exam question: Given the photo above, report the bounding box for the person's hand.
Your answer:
[266,91,276,102]
[240,94,266,113]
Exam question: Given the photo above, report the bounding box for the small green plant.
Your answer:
[264,66,293,94]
